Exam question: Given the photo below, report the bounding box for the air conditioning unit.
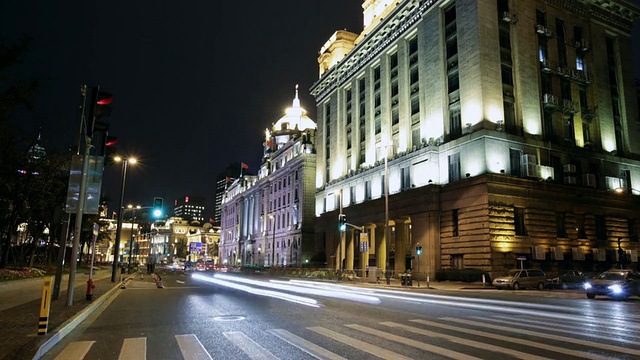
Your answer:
[552,247,564,261]
[563,164,576,173]
[605,176,623,191]
[538,165,554,180]
[523,164,539,178]
[583,173,596,187]
[522,154,537,165]
[532,246,546,260]
[592,248,605,262]
[572,247,585,261]
[564,176,576,185]
[502,11,516,23]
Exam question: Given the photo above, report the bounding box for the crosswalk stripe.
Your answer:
[380,321,548,360]
[54,341,95,360]
[345,324,481,360]
[267,329,347,360]
[307,326,412,360]
[473,316,640,346]
[411,319,610,360]
[224,331,279,360]
[444,317,640,357]
[118,337,146,360]
[492,315,640,337]
[175,334,213,360]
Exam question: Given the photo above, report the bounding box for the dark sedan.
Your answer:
[546,270,585,289]
[584,270,640,300]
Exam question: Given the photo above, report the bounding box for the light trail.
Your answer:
[191,273,319,308]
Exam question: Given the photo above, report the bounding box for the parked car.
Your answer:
[493,269,546,290]
[584,270,640,300]
[546,270,586,290]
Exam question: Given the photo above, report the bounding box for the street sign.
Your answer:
[189,242,202,253]
[516,256,527,261]
[359,233,369,252]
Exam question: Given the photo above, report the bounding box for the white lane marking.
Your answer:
[345,324,480,360]
[118,337,146,360]
[53,341,95,360]
[307,326,412,360]
[380,321,548,360]
[267,329,347,360]
[175,334,213,360]
[492,314,640,337]
[473,316,640,346]
[412,319,610,360]
[224,331,279,360]
[444,317,640,357]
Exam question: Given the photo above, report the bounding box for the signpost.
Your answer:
[416,244,422,287]
[517,256,526,269]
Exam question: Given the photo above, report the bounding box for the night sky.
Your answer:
[2,1,363,217]
[2,1,640,219]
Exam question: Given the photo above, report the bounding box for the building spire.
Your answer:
[293,84,300,108]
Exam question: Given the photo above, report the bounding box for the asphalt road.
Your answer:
[41,271,640,360]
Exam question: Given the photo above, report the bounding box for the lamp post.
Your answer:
[111,156,136,282]
[127,204,141,274]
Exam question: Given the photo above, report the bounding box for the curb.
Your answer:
[31,276,133,360]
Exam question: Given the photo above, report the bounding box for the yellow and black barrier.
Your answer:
[38,276,53,335]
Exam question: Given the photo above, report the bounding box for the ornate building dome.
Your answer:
[273,85,316,133]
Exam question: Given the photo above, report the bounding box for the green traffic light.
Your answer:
[153,209,163,218]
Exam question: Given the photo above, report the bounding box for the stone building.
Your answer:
[312,0,640,279]
[219,89,318,267]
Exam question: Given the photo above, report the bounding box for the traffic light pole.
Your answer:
[67,86,92,306]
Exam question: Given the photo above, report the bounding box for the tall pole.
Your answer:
[128,208,136,273]
[111,160,128,282]
[384,151,391,285]
[67,97,93,306]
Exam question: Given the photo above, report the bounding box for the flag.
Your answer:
[267,140,275,147]
[226,176,233,183]
[241,162,249,169]
[210,218,214,223]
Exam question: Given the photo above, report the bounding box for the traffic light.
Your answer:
[88,86,114,136]
[416,245,422,256]
[338,213,347,232]
[153,197,164,218]
[103,136,118,166]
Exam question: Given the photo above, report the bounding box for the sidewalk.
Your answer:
[0,271,120,360]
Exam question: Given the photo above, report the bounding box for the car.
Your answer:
[546,270,586,290]
[492,269,546,290]
[584,270,640,300]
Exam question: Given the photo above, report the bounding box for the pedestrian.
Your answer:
[153,273,163,288]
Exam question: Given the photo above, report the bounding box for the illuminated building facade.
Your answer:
[173,195,205,222]
[219,89,318,267]
[312,0,640,278]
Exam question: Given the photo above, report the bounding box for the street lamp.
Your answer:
[111,156,137,282]
[127,204,141,274]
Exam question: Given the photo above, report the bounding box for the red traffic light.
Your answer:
[105,136,118,147]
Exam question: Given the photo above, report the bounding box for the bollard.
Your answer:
[482,274,486,288]
[427,273,430,288]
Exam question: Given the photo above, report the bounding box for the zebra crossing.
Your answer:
[51,315,640,360]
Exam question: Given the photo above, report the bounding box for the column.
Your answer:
[346,229,355,270]
[375,221,387,273]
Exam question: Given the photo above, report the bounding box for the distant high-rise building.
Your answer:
[173,196,205,223]
[213,163,243,226]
